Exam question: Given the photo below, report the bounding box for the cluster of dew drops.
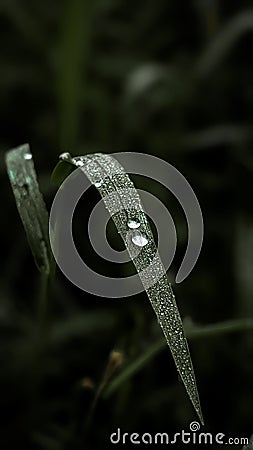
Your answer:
[59,152,149,249]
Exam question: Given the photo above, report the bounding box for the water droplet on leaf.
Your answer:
[59,152,71,161]
[131,230,148,247]
[75,159,84,167]
[127,219,140,229]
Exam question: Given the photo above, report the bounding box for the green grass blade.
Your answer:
[58,152,203,424]
[5,144,51,274]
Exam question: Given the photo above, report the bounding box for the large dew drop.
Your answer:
[131,230,148,247]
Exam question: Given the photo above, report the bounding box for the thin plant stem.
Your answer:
[104,318,253,398]
[84,351,123,433]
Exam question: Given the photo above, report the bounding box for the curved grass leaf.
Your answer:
[55,152,204,424]
[5,144,50,274]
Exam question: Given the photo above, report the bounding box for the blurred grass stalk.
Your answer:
[85,350,123,432]
[235,216,253,318]
[57,0,94,150]
[104,318,253,398]
[196,9,253,77]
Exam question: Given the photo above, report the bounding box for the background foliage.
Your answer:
[1,1,253,449]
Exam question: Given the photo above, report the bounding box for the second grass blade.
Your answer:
[5,144,51,275]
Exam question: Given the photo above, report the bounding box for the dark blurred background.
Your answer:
[1,1,253,449]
